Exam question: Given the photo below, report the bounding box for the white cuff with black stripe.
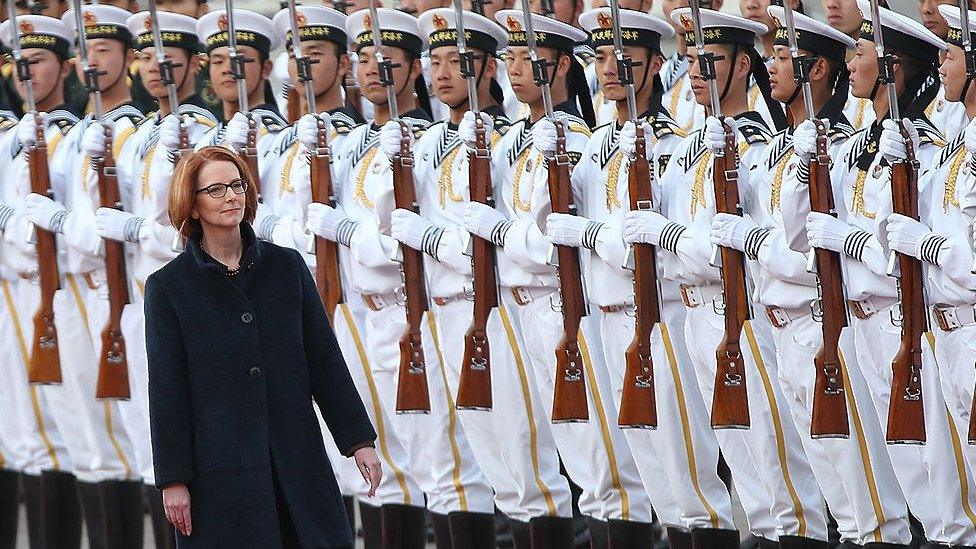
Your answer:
[581,221,605,250]
[0,204,15,231]
[255,214,280,242]
[658,222,687,254]
[919,234,947,265]
[744,228,771,260]
[490,220,512,248]
[336,218,359,247]
[843,230,872,261]
[421,226,444,259]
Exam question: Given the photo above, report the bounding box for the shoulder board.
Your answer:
[574,44,595,65]
[567,151,582,165]
[493,117,513,137]
[828,120,855,141]
[177,103,218,125]
[737,117,772,145]
[402,116,431,139]
[935,133,965,168]
[255,109,286,133]
[330,110,358,134]
[0,109,15,122]
[47,110,78,134]
[912,116,945,148]
[105,104,145,125]
[650,111,684,139]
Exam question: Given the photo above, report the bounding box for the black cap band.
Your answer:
[286,25,347,50]
[354,29,423,56]
[135,30,201,53]
[506,30,576,53]
[683,26,757,47]
[774,27,847,62]
[205,30,272,55]
[947,26,976,48]
[80,24,133,46]
[860,19,939,64]
[428,29,498,53]
[19,33,70,59]
[589,28,661,51]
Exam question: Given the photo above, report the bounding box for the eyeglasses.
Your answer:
[196,180,247,199]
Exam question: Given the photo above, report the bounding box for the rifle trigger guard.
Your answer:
[712,291,727,316]
[469,356,488,371]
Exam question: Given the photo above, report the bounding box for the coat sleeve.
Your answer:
[295,250,377,456]
[144,274,195,488]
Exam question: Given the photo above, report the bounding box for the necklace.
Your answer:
[201,240,243,275]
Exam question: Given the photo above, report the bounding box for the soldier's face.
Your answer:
[13,0,67,17]
[939,43,969,102]
[767,45,795,102]
[529,0,582,26]
[287,41,345,101]
[593,0,652,11]
[137,46,191,99]
[687,44,740,107]
[504,45,561,104]
[846,39,878,99]
[192,160,247,232]
[918,0,955,39]
[14,49,67,103]
[208,45,268,104]
[155,0,208,18]
[739,0,776,33]
[821,0,862,36]
[75,38,131,94]
[356,45,418,105]
[398,0,448,15]
[594,45,655,103]
[428,46,490,108]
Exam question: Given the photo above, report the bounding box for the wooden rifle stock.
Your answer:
[710,121,750,429]
[886,125,925,444]
[94,122,131,400]
[807,119,849,438]
[456,118,497,410]
[392,121,431,414]
[618,124,658,429]
[310,119,344,317]
[27,115,62,384]
[244,114,261,200]
[548,123,588,423]
[286,87,300,124]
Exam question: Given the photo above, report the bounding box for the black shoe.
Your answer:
[448,511,497,549]
[430,512,451,549]
[360,502,383,549]
[100,480,144,548]
[530,516,575,549]
[587,516,608,549]
[756,537,779,549]
[77,481,108,549]
[0,469,19,548]
[666,527,693,549]
[145,484,176,549]
[22,473,44,549]
[692,527,739,549]
[510,518,532,549]
[43,470,82,549]
[380,503,427,549]
[607,519,656,548]
[779,536,829,549]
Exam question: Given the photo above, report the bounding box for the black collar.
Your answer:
[188,222,262,274]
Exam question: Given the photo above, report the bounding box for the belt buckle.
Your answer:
[849,300,871,320]
[765,306,789,328]
[934,308,959,332]
[679,285,701,308]
[510,287,530,306]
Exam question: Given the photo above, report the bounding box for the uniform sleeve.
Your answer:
[295,250,377,456]
[144,276,195,488]
[755,228,816,285]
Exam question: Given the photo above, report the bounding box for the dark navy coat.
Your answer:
[145,223,376,548]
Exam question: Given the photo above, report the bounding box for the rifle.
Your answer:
[866,0,925,445]
[779,1,849,438]
[613,0,658,430]
[287,0,344,317]
[960,0,976,444]
[148,0,190,154]
[225,0,262,198]
[454,0,497,411]
[72,0,131,400]
[689,0,750,429]
[520,0,588,422]
[10,3,62,384]
[368,0,431,413]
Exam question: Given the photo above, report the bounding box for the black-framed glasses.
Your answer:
[196,179,247,199]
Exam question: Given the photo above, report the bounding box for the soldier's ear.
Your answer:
[484,55,497,80]
[338,53,352,78]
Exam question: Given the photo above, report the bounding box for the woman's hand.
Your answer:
[162,483,192,536]
[354,446,382,497]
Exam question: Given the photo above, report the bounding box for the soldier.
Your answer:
[916,0,969,140]
[799,1,976,544]
[716,6,916,545]
[659,0,718,133]
[624,8,831,547]
[818,0,875,130]
[549,7,743,548]
[390,7,577,547]
[462,8,658,547]
[306,7,497,547]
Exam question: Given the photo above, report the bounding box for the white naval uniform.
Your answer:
[0,114,73,479]
[491,103,653,524]
[926,84,968,142]
[331,111,495,517]
[661,52,704,135]
[571,111,738,533]
[655,111,828,542]
[787,117,976,545]
[113,100,218,485]
[261,107,422,506]
[844,94,875,132]
[409,109,574,523]
[753,122,913,545]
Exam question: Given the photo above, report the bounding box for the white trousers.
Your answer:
[115,291,159,486]
[682,303,828,541]
[0,278,71,476]
[360,301,495,516]
[42,275,136,484]
[509,290,654,523]
[853,306,976,545]
[430,297,573,522]
[598,300,736,531]
[770,311,911,545]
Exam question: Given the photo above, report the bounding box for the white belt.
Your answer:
[361,290,401,311]
[509,286,555,306]
[764,304,812,328]
[678,284,724,309]
[932,304,976,332]
[847,296,897,319]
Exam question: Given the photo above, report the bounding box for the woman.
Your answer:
[144,146,381,548]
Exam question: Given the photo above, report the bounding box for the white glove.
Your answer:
[379,120,411,160]
[464,202,511,246]
[16,112,40,148]
[885,212,934,259]
[223,112,263,149]
[458,111,494,151]
[546,212,603,249]
[81,121,106,157]
[95,207,145,243]
[806,211,853,253]
[296,112,332,151]
[709,212,757,252]
[306,202,358,245]
[965,116,976,156]
[390,208,437,253]
[531,117,563,157]
[24,193,69,234]
[618,121,653,159]
[792,119,818,162]
[623,209,671,245]
[160,114,194,150]
[879,118,919,164]
[704,116,738,154]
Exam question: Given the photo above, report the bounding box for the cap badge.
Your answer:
[506,15,522,32]
[597,12,612,29]
[82,10,98,28]
[296,12,308,27]
[363,14,372,29]
[218,14,229,32]
[18,20,34,35]
[432,14,448,30]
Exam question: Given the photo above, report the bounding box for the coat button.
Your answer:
[249,366,262,378]
[241,312,254,324]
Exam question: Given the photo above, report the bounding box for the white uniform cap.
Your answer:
[578,8,673,52]
[766,5,856,61]
[418,7,508,53]
[494,9,587,52]
[0,15,74,57]
[346,8,424,56]
[126,11,200,52]
[856,0,945,62]
[272,6,348,50]
[62,5,134,45]
[937,4,976,48]
[197,9,280,55]
[670,7,766,48]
